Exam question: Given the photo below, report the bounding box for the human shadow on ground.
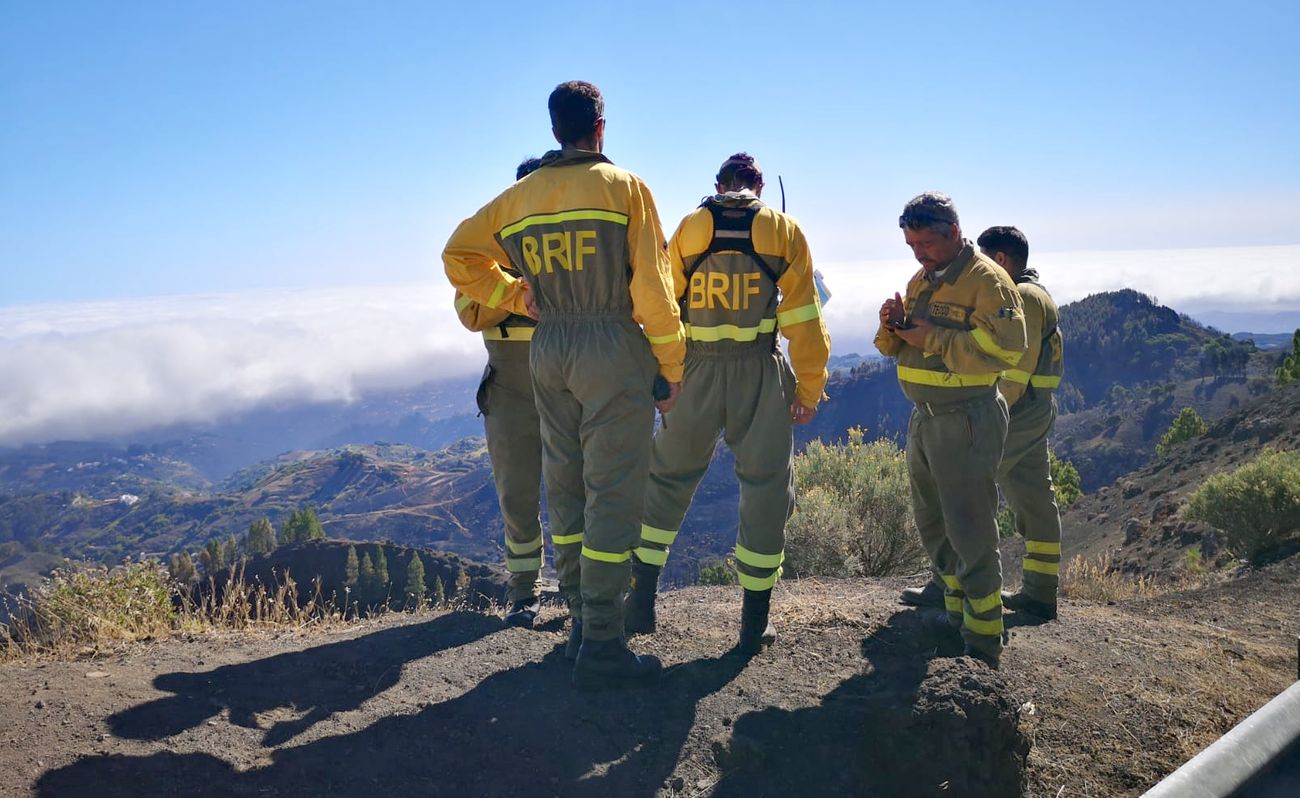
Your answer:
[711,607,962,798]
[109,611,504,747]
[39,642,746,798]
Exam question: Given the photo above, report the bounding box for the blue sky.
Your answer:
[3,1,1298,305]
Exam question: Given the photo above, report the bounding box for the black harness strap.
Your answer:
[684,203,780,285]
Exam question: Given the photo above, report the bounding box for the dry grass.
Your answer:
[0,560,478,662]
[1059,552,1218,603]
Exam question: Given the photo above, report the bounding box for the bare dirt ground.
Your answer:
[2,565,1297,798]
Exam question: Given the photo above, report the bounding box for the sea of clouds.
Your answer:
[2,245,1297,447]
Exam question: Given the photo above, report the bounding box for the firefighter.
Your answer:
[453,157,546,629]
[899,226,1064,621]
[978,226,1064,618]
[443,81,684,688]
[875,192,1026,668]
[623,153,830,656]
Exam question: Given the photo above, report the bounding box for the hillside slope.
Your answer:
[4,568,1296,798]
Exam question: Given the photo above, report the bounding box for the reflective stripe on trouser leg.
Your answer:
[530,318,657,641]
[727,350,796,595]
[998,394,1062,604]
[483,345,545,604]
[939,572,964,618]
[912,394,1008,656]
[635,524,678,567]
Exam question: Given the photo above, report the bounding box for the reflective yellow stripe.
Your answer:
[581,545,630,564]
[486,280,508,309]
[971,327,1024,367]
[498,209,629,238]
[944,595,963,613]
[1030,375,1061,388]
[940,573,962,590]
[735,544,784,570]
[506,556,542,572]
[964,612,1005,637]
[634,547,669,567]
[776,303,820,327]
[685,318,777,342]
[505,536,543,555]
[482,326,534,342]
[455,294,475,313]
[897,365,999,387]
[1023,558,1060,576]
[640,524,678,545]
[552,533,583,546]
[647,326,685,345]
[1025,540,1061,556]
[1002,369,1031,385]
[738,567,781,591]
[968,590,1003,615]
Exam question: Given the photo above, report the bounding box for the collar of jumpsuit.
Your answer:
[705,188,762,208]
[925,240,976,285]
[538,148,613,168]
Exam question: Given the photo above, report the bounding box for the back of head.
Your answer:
[548,81,604,146]
[977,225,1030,268]
[898,192,960,235]
[516,156,542,181]
[716,153,764,192]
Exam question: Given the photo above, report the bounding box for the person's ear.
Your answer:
[551,125,562,146]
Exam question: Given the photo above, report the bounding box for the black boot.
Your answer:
[572,636,662,689]
[623,559,661,635]
[736,588,777,657]
[1002,591,1057,621]
[900,580,945,608]
[504,597,540,629]
[565,618,583,661]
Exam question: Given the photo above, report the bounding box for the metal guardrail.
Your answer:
[1142,637,1300,798]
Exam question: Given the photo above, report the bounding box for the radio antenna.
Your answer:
[778,175,786,212]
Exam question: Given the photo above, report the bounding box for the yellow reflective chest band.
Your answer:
[685,318,777,342]
[971,328,1024,366]
[455,295,474,313]
[581,545,630,564]
[498,209,629,238]
[1025,540,1061,556]
[640,524,678,545]
[897,365,999,387]
[1002,369,1061,388]
[483,326,534,342]
[1023,558,1060,576]
[776,302,820,327]
[647,326,685,345]
[551,532,583,546]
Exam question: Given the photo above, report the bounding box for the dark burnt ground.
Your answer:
[3,573,1296,798]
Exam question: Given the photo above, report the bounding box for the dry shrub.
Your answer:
[784,429,927,579]
[1060,553,1160,602]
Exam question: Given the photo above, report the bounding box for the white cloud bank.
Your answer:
[2,244,1297,446]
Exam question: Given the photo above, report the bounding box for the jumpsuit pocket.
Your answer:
[475,364,495,417]
[777,351,797,405]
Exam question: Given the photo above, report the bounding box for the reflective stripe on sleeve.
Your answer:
[486,280,508,309]
[971,327,1025,366]
[647,325,685,345]
[455,295,475,312]
[776,303,820,327]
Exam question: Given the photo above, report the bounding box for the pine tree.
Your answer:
[1157,407,1209,457]
[246,518,276,554]
[431,574,446,607]
[344,545,360,591]
[197,548,215,577]
[404,553,426,608]
[223,535,239,567]
[358,553,376,605]
[204,538,225,572]
[373,546,390,604]
[301,507,326,540]
[169,552,197,586]
[1277,330,1300,385]
[279,510,301,546]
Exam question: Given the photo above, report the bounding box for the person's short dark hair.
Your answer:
[548,81,604,145]
[899,192,960,233]
[516,156,542,181]
[716,153,763,190]
[977,226,1030,266]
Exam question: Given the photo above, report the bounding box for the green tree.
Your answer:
[1156,407,1209,456]
[344,545,360,592]
[374,545,390,602]
[279,508,324,545]
[1186,449,1300,562]
[431,574,446,607]
[222,535,239,567]
[404,553,427,608]
[245,518,276,554]
[698,559,738,586]
[1277,330,1300,385]
[204,538,225,572]
[168,552,197,586]
[1050,451,1083,507]
[358,553,376,605]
